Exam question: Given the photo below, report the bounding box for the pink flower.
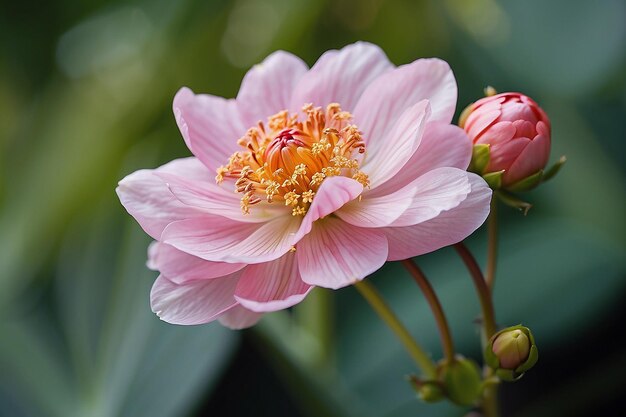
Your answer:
[461,92,551,188]
[116,42,491,329]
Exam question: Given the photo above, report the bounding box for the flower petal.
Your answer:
[173,87,246,172]
[116,158,207,240]
[234,253,312,312]
[384,174,491,261]
[150,273,241,325]
[290,42,393,111]
[369,122,472,197]
[465,99,503,140]
[336,185,414,228]
[504,133,550,185]
[237,51,308,124]
[362,100,430,188]
[148,242,245,284]
[217,305,263,329]
[354,58,457,146]
[292,176,363,243]
[297,218,388,289]
[156,171,287,223]
[488,137,531,172]
[390,167,471,227]
[162,215,299,264]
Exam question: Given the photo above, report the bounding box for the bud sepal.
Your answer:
[437,355,483,406]
[469,144,491,174]
[485,325,538,381]
[496,190,532,215]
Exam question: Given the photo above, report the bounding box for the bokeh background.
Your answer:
[1,0,624,416]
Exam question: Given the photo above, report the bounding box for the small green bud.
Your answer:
[485,325,538,381]
[438,356,483,406]
[408,375,444,403]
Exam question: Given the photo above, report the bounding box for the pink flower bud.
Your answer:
[461,92,551,188]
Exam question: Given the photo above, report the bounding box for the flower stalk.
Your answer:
[354,280,437,378]
[401,259,456,363]
[453,243,497,339]
[486,195,499,290]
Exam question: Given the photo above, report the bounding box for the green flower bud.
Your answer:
[485,325,538,381]
[408,375,445,403]
[437,356,483,406]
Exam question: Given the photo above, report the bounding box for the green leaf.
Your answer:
[0,207,238,417]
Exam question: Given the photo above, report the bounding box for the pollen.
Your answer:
[218,103,369,215]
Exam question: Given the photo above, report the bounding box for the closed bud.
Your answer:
[461,92,553,191]
[408,375,445,403]
[485,325,538,381]
[437,355,483,406]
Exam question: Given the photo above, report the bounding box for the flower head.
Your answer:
[485,325,538,381]
[461,92,551,190]
[117,42,491,328]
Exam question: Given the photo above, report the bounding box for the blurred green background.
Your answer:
[1,0,624,416]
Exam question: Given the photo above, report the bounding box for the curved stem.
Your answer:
[454,243,500,417]
[354,280,437,378]
[296,288,334,367]
[486,195,499,290]
[401,259,455,363]
[483,385,499,417]
[453,243,497,338]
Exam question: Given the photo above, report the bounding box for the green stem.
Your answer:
[453,243,497,338]
[401,259,456,363]
[296,287,334,367]
[483,385,499,417]
[486,195,499,291]
[354,280,437,378]
[454,243,500,417]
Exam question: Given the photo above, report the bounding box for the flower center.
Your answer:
[216,103,370,216]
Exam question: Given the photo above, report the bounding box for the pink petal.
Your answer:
[150,273,241,325]
[156,171,287,223]
[475,121,516,146]
[465,103,501,141]
[217,305,263,329]
[369,122,472,197]
[354,58,457,146]
[290,42,393,111]
[504,134,551,185]
[173,87,246,172]
[162,215,300,264]
[234,253,312,312]
[292,176,363,243]
[116,158,207,240]
[362,100,431,188]
[488,137,530,172]
[148,242,245,284]
[336,185,414,228]
[384,174,491,261]
[390,167,472,227]
[237,51,308,125]
[297,218,388,289]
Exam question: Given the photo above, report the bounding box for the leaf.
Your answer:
[0,204,238,417]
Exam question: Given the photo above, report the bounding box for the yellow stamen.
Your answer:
[218,103,369,216]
